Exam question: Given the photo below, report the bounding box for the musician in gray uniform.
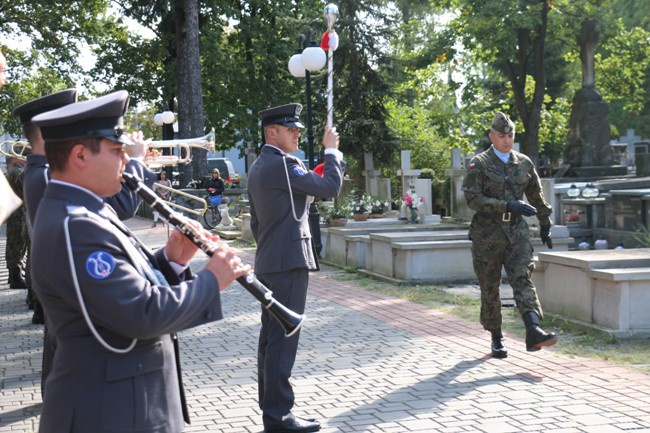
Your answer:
[462,112,556,359]
[30,89,250,433]
[248,103,343,433]
[13,89,158,392]
[13,89,157,229]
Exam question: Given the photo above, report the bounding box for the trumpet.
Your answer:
[0,140,30,161]
[153,182,208,217]
[144,128,216,168]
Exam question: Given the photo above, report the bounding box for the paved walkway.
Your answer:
[2,217,650,433]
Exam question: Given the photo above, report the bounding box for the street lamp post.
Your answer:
[153,104,176,182]
[288,31,327,254]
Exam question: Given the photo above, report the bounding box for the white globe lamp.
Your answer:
[161,110,175,125]
[288,54,306,78]
[301,46,326,72]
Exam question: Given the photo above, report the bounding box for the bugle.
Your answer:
[144,128,216,168]
[153,182,208,217]
[122,172,305,337]
[0,140,30,161]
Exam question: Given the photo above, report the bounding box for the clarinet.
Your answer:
[122,172,304,337]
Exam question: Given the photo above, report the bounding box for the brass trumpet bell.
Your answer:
[145,128,216,168]
[0,140,30,161]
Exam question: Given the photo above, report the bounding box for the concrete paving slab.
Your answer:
[1,217,650,432]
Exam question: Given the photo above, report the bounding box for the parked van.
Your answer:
[207,157,239,182]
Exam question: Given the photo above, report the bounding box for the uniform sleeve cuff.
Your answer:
[324,148,343,160]
[163,248,190,275]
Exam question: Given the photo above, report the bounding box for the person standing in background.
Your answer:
[152,171,172,227]
[4,155,28,289]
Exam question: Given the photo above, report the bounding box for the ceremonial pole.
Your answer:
[322,4,339,129]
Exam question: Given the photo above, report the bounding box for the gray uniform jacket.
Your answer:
[24,155,156,229]
[247,146,343,274]
[31,182,223,433]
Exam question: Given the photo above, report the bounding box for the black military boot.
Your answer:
[25,288,35,310]
[32,298,45,325]
[523,311,557,352]
[490,328,508,358]
[9,268,27,289]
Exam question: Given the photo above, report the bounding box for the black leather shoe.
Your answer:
[525,327,557,351]
[9,277,27,289]
[491,337,508,358]
[265,417,321,433]
[523,311,558,351]
[489,329,508,358]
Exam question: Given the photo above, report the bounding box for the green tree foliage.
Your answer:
[329,0,398,176]
[596,22,650,138]
[441,0,555,165]
[0,49,76,137]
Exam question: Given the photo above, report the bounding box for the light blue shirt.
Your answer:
[492,146,510,163]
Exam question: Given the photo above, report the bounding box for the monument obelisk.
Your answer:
[563,20,625,177]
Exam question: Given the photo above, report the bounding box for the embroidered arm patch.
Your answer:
[86,251,116,279]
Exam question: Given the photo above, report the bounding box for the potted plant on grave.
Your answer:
[349,191,372,221]
[322,200,350,227]
[369,196,390,218]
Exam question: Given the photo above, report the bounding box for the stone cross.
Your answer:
[451,148,463,170]
[579,19,598,88]
[396,150,420,199]
[362,152,381,197]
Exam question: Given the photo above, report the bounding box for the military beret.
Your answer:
[12,89,78,125]
[491,112,515,134]
[258,103,304,128]
[31,90,134,145]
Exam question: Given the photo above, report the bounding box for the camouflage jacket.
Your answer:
[6,164,25,222]
[6,164,25,199]
[462,147,552,227]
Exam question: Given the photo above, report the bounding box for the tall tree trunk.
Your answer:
[176,0,205,187]
[504,0,549,167]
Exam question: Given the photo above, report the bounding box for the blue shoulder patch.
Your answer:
[293,165,307,177]
[86,251,116,280]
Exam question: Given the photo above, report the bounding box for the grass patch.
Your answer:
[329,268,650,374]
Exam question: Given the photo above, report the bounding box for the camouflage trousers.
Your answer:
[5,215,27,277]
[470,221,543,331]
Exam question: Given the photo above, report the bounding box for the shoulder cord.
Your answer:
[282,155,309,222]
[64,216,137,354]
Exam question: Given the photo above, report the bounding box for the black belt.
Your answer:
[476,211,522,223]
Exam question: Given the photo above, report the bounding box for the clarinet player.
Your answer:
[30,89,251,433]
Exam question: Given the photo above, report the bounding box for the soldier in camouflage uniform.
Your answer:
[5,156,28,289]
[462,112,557,358]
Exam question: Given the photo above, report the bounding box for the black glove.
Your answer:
[540,225,553,249]
[506,200,537,217]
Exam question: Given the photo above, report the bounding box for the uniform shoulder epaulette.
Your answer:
[284,153,302,164]
[467,152,487,169]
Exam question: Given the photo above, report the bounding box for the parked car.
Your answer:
[198,157,241,190]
